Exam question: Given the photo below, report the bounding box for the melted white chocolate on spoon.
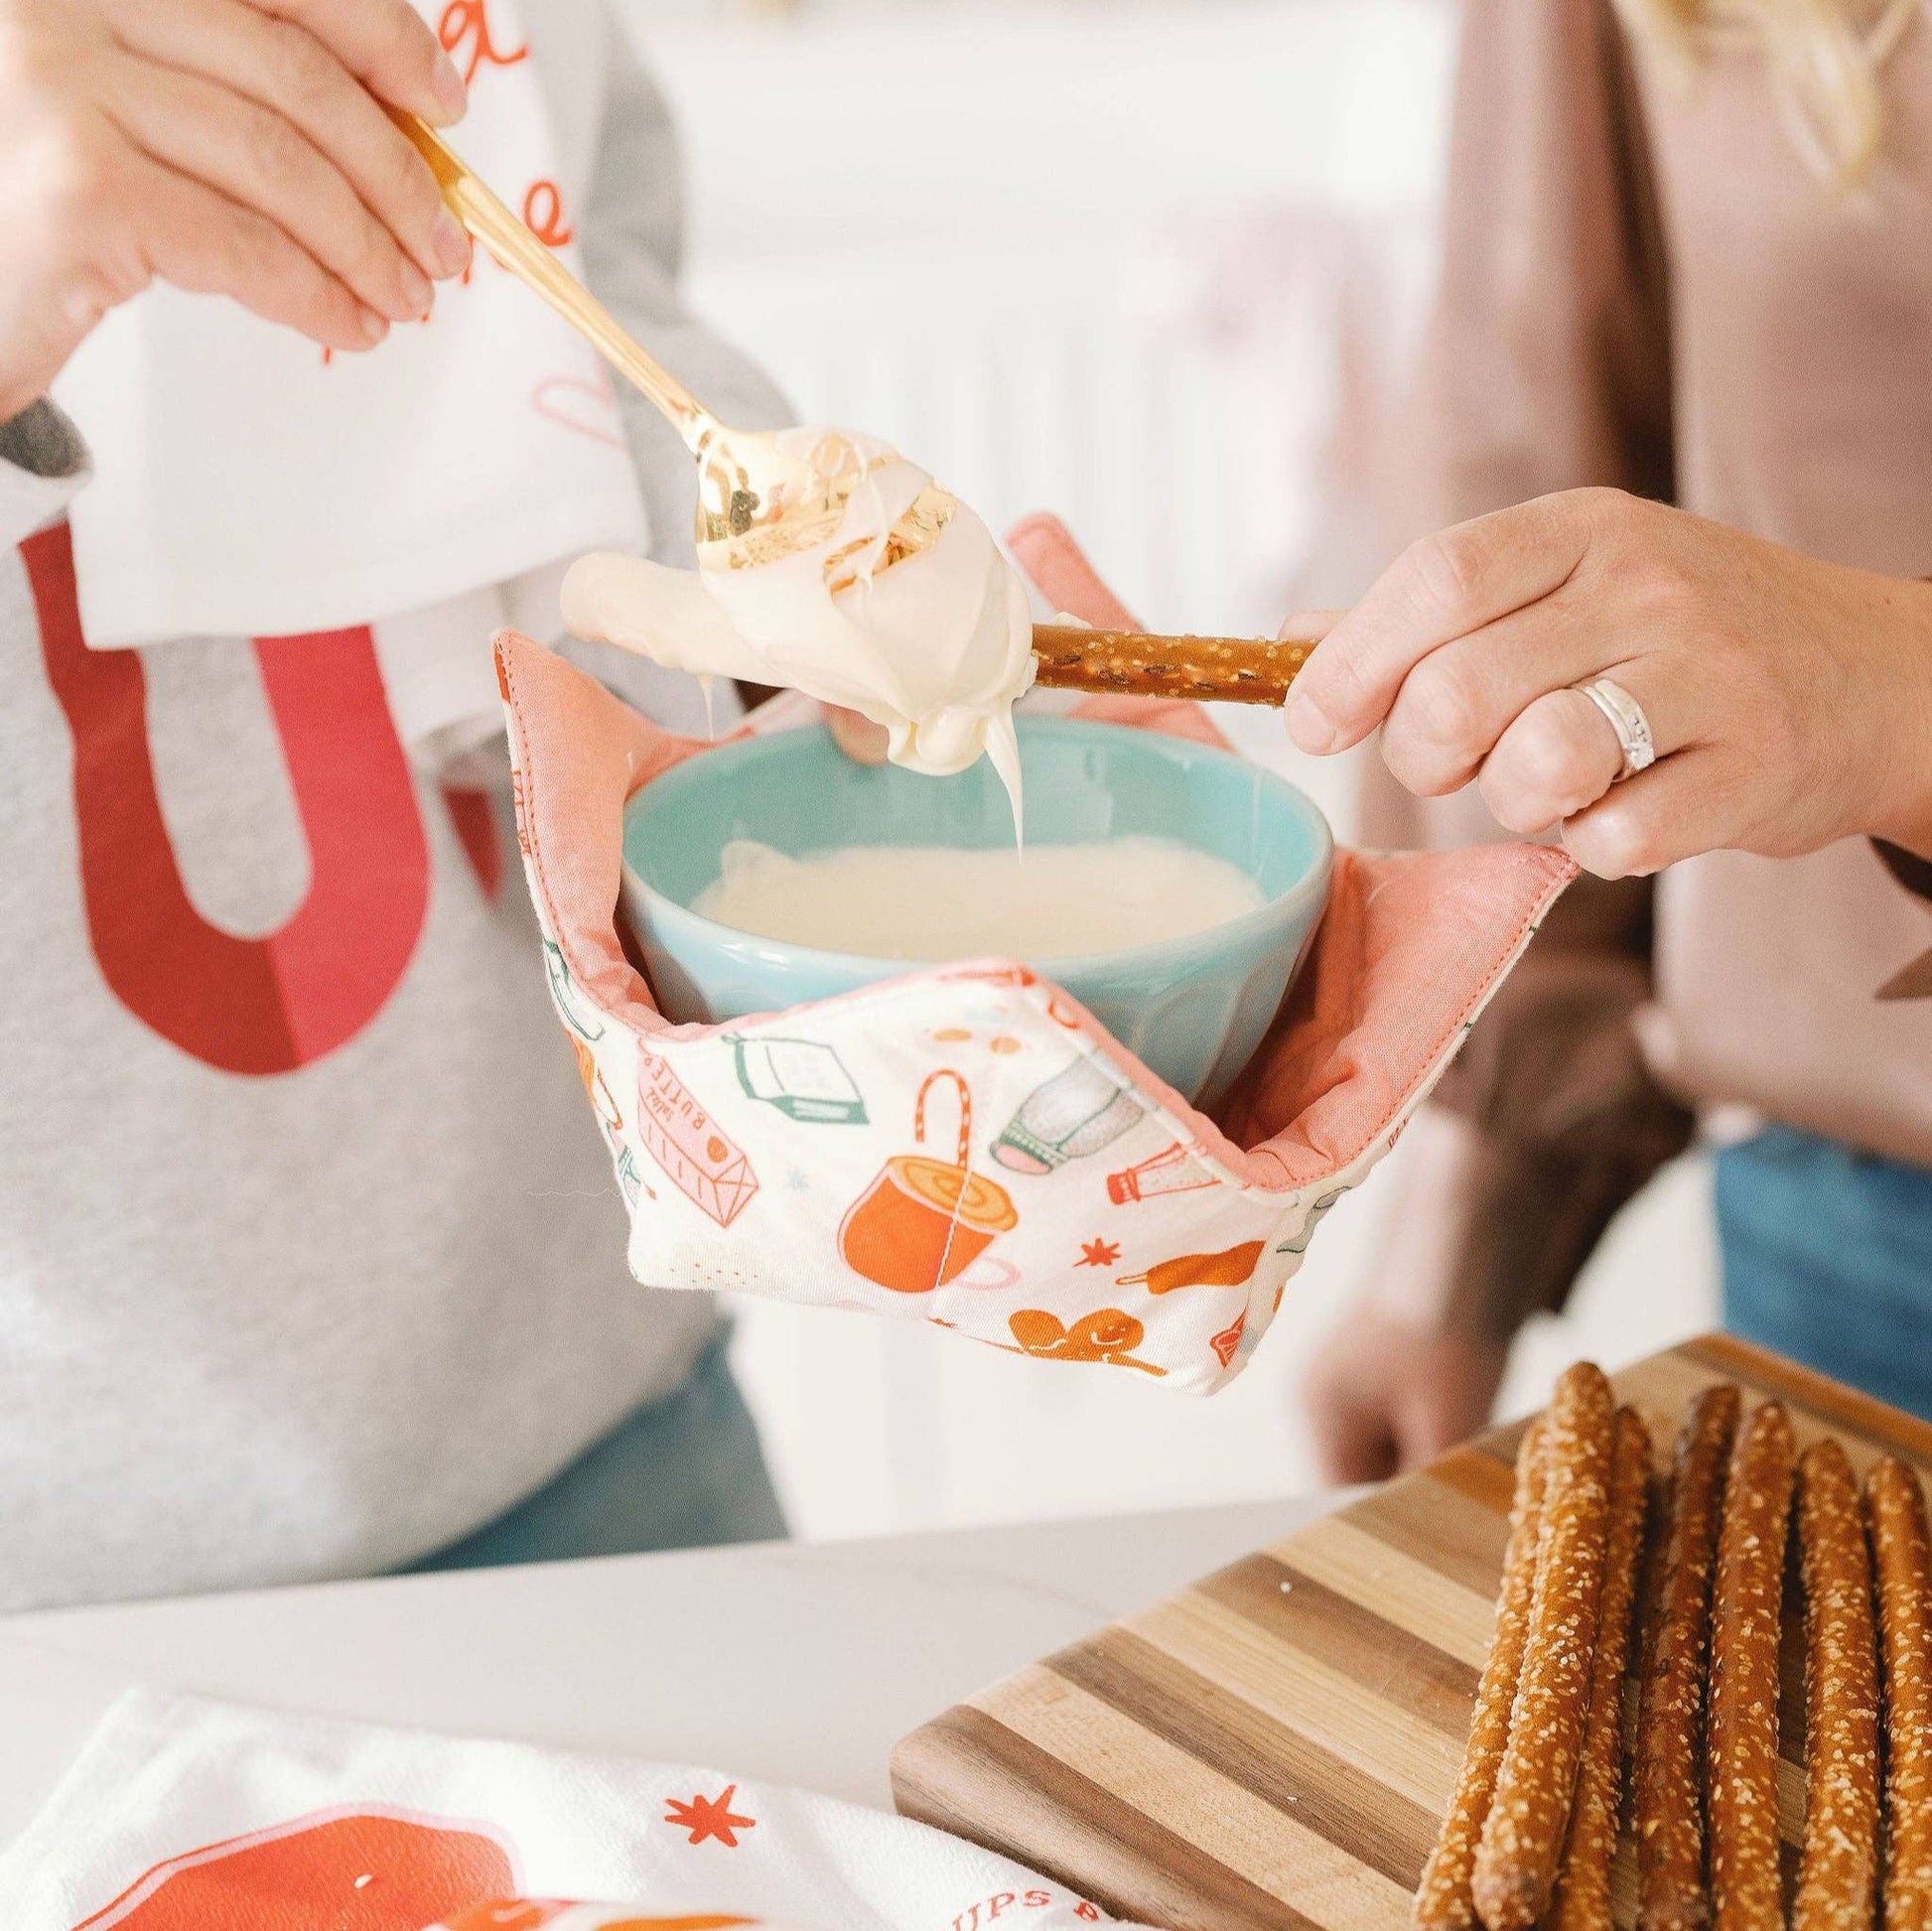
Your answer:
[561,427,1035,834]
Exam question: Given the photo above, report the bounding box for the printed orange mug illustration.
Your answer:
[1117,1239,1265,1295]
[69,1807,514,1931]
[839,1070,1018,1295]
[1000,1308,1166,1376]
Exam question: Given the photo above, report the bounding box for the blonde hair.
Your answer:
[1611,0,1922,183]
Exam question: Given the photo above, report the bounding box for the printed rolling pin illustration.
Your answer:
[992,1057,1144,1175]
[635,1048,759,1228]
[1107,1141,1217,1204]
[732,1034,868,1125]
[840,1069,1019,1294]
[1118,1239,1267,1295]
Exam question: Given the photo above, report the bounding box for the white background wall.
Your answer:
[619,0,1721,1538]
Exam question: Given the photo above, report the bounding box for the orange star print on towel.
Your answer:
[663,1788,758,1849]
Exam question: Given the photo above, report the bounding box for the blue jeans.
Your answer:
[1716,1125,1932,1422]
[399,1331,785,1573]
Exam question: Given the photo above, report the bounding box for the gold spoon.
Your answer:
[388,109,945,566]
[391,112,1342,718]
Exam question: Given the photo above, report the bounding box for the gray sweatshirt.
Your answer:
[0,24,789,1609]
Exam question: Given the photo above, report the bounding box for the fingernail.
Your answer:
[429,51,469,124]
[399,259,434,318]
[1284,690,1339,755]
[429,210,471,278]
[357,306,388,346]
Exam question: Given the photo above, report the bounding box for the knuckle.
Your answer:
[214,203,290,286]
[1574,484,1640,535]
[1510,704,1585,801]
[1401,654,1485,756]
[240,105,310,190]
[1730,657,1801,764]
[1643,551,1704,616]
[344,209,394,283]
[262,19,337,112]
[1403,528,1483,618]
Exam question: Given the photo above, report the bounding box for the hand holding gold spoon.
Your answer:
[393,109,1336,716]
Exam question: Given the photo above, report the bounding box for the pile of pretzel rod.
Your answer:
[1416,1362,1932,1931]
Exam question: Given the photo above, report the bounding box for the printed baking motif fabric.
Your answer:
[496,525,1577,1394]
[0,1692,1141,1931]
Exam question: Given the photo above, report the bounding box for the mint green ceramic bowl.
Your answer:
[620,717,1332,1106]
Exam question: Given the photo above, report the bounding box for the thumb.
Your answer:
[825,706,890,765]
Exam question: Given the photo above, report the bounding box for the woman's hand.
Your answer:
[1303,1310,1509,1484]
[1283,488,1932,876]
[1301,1107,1512,1483]
[0,0,474,418]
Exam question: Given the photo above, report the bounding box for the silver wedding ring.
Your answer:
[1572,677,1656,781]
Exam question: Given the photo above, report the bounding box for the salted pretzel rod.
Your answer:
[1413,1419,1549,1931]
[1472,1362,1616,1931]
[1794,1438,1880,1931]
[1709,1402,1797,1931]
[1549,1405,1655,1931]
[1867,1457,1932,1931]
[1030,623,1320,706]
[1637,1381,1742,1931]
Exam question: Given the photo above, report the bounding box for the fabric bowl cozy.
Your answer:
[620,716,1333,1107]
[489,510,1577,1393]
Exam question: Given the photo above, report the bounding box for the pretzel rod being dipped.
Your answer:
[1868,1457,1932,1931]
[1709,1401,1797,1931]
[1031,623,1325,706]
[1637,1382,1742,1931]
[1549,1406,1655,1931]
[1414,1420,1549,1931]
[1795,1438,1880,1931]
[1472,1362,1616,1931]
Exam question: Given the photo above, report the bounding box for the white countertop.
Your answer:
[0,1496,1322,1852]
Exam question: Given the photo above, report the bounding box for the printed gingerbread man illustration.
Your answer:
[1000,1309,1166,1376]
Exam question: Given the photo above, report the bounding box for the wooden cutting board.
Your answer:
[892,1334,1932,1931]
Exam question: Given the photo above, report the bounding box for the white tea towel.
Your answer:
[49,0,649,757]
[0,1691,1141,1931]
